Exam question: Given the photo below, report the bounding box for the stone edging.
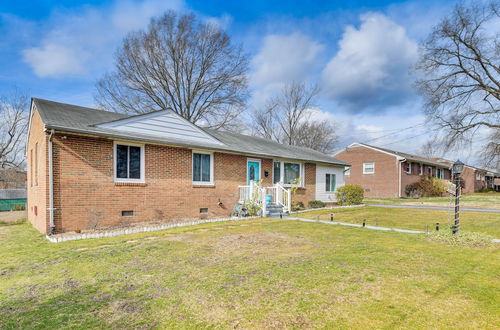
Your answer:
[45,216,260,243]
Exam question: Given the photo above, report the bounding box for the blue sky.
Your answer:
[2,0,481,162]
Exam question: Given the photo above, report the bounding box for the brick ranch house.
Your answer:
[27,98,349,234]
[334,143,452,198]
[432,158,500,194]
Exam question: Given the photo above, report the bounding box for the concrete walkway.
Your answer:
[286,216,500,243]
[286,217,424,234]
[365,204,500,213]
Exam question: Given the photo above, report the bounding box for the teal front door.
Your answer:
[247,160,261,184]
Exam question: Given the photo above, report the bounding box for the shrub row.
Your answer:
[405,176,448,198]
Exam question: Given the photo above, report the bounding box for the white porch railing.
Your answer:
[274,183,292,213]
[238,182,291,215]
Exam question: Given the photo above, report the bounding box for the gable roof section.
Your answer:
[96,110,224,146]
[336,142,451,168]
[32,98,348,166]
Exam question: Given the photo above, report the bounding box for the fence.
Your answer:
[0,199,27,211]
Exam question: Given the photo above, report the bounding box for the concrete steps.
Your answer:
[265,203,287,218]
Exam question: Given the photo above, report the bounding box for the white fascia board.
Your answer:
[339,142,405,161]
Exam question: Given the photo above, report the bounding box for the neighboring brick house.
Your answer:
[433,158,500,194]
[334,143,452,198]
[0,168,27,189]
[26,98,349,234]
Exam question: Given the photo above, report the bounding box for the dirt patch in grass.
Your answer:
[0,211,26,225]
[214,232,308,256]
[164,235,189,242]
[99,299,146,325]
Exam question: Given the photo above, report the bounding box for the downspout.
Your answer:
[398,158,405,198]
[48,129,55,235]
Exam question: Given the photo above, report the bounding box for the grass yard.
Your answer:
[365,192,500,209]
[1,218,499,329]
[299,206,500,237]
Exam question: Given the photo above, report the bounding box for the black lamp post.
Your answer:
[452,160,464,234]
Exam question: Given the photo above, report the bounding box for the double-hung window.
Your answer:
[363,162,375,174]
[192,151,214,185]
[114,142,144,182]
[284,162,301,184]
[325,173,336,192]
[405,162,412,174]
[273,160,303,186]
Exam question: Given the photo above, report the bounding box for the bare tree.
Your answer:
[295,120,339,153]
[95,11,249,129]
[419,139,443,159]
[0,90,29,169]
[416,1,499,168]
[252,82,339,153]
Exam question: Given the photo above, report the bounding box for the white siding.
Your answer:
[97,111,223,145]
[315,165,345,202]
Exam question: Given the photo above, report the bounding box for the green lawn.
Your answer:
[365,191,500,209]
[299,206,500,237]
[1,219,499,329]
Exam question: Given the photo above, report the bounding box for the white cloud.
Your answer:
[23,44,87,77]
[251,33,323,89]
[321,12,418,112]
[249,33,323,108]
[204,13,233,30]
[21,0,185,78]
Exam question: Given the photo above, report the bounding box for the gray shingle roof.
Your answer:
[0,189,26,199]
[352,143,452,168]
[32,98,349,166]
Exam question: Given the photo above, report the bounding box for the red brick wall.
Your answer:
[400,163,448,195]
[335,146,400,198]
[26,108,49,233]
[46,133,316,233]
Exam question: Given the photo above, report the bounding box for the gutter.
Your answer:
[44,126,349,167]
[47,129,55,235]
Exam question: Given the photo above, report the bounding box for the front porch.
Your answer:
[238,182,292,217]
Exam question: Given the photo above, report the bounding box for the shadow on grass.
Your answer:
[0,283,155,329]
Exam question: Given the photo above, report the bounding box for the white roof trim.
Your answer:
[26,100,42,157]
[334,142,405,161]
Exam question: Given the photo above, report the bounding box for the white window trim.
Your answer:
[113,141,145,183]
[246,158,262,184]
[192,150,214,186]
[405,162,412,174]
[419,163,423,175]
[273,159,304,187]
[363,162,375,174]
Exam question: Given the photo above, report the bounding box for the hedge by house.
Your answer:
[336,185,364,205]
[405,176,448,198]
[308,200,326,208]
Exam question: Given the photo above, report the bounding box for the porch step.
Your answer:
[265,203,287,218]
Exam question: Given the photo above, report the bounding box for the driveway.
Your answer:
[366,204,500,214]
